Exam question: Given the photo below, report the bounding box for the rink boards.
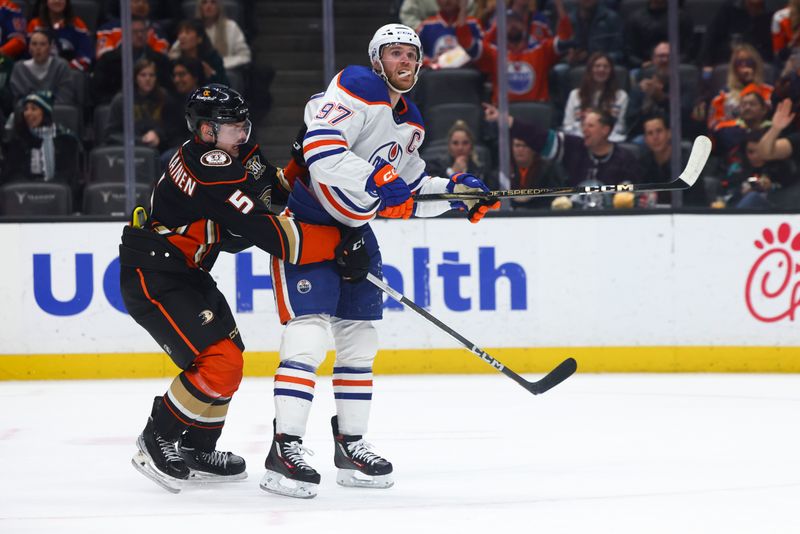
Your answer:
[1,213,799,379]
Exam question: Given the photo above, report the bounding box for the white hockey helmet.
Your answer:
[368,23,423,94]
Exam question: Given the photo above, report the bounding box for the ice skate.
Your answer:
[178,433,247,483]
[331,416,393,489]
[259,432,321,499]
[131,418,189,494]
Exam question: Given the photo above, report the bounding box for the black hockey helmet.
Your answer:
[185,84,249,136]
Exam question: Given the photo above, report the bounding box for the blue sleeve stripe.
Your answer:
[278,360,317,373]
[274,389,314,401]
[333,366,372,374]
[305,128,343,140]
[334,393,373,400]
[306,147,346,167]
[331,186,379,213]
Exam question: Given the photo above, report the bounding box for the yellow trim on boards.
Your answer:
[1,346,800,380]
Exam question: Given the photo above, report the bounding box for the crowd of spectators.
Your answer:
[2,0,800,216]
[404,0,800,211]
[0,0,253,216]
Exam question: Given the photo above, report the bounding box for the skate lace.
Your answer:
[200,450,229,468]
[156,435,182,463]
[346,439,384,465]
[282,441,315,469]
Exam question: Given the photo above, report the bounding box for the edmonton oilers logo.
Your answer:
[507,61,534,94]
[297,279,312,294]
[369,141,403,167]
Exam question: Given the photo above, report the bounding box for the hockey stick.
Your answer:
[414,135,712,202]
[366,273,577,395]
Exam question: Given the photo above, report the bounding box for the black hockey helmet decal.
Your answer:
[185,84,249,136]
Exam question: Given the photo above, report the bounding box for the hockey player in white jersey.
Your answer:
[259,23,500,499]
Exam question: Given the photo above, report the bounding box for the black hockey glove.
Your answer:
[335,229,369,283]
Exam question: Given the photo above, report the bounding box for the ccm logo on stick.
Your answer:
[582,184,635,193]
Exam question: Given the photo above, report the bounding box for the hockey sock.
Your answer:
[182,397,231,451]
[333,366,373,435]
[274,361,317,436]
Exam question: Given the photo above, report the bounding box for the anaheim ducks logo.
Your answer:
[199,310,214,325]
[201,149,232,167]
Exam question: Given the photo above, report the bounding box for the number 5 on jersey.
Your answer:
[228,189,254,214]
[315,102,354,125]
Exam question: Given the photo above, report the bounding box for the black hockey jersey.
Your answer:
[143,136,338,271]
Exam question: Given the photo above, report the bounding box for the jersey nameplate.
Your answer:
[201,149,232,167]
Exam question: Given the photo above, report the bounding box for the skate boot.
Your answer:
[178,432,247,482]
[259,430,321,499]
[131,414,189,493]
[331,416,393,489]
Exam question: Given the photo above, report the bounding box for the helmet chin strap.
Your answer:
[374,60,420,94]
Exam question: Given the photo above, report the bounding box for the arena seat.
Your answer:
[81,182,152,216]
[0,182,72,216]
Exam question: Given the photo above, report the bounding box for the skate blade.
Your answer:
[336,469,394,489]
[187,470,248,483]
[131,451,182,494]
[259,469,318,499]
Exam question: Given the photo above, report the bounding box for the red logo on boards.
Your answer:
[744,222,800,322]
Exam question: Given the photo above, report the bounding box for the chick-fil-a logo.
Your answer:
[745,222,800,322]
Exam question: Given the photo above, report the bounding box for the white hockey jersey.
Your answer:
[302,65,451,227]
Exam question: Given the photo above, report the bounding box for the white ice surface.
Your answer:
[1,373,799,533]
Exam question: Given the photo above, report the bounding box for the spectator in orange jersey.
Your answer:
[713,86,772,179]
[27,0,93,71]
[482,0,554,50]
[0,0,26,60]
[91,16,173,105]
[95,0,168,59]
[455,0,573,103]
[771,0,800,60]
[0,0,25,110]
[707,44,773,130]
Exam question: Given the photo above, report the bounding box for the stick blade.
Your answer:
[527,357,577,395]
[678,135,712,187]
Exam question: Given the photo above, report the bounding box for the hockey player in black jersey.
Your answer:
[120,84,368,493]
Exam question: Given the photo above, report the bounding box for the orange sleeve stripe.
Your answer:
[271,256,293,324]
[332,379,373,387]
[303,139,348,153]
[275,375,316,387]
[318,183,375,221]
[136,268,200,356]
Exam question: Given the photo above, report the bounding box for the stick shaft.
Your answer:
[366,273,530,387]
[416,135,712,202]
[415,181,684,201]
